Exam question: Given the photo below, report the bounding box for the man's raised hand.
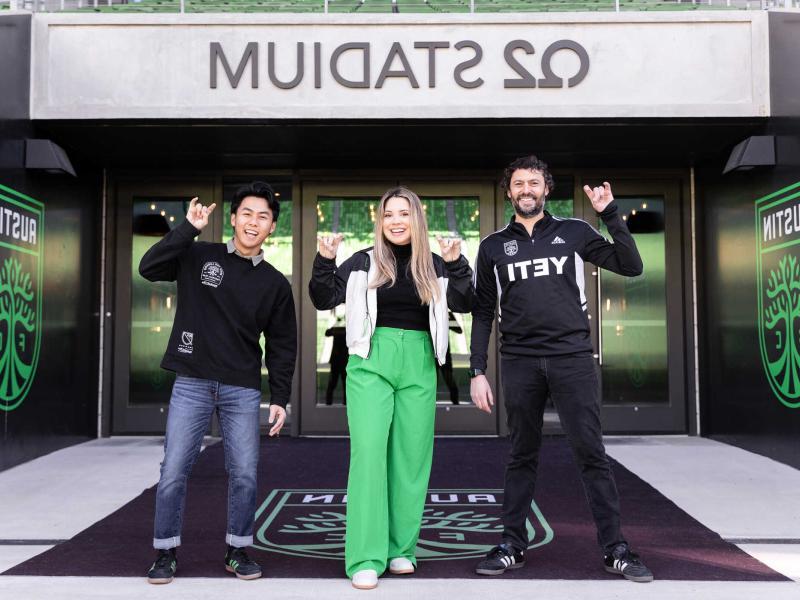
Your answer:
[583,182,614,214]
[186,197,216,231]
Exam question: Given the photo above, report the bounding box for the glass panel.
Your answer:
[599,196,668,405]
[314,195,480,406]
[129,196,185,406]
[315,196,379,407]
[222,180,293,404]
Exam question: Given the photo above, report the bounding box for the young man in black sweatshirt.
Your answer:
[139,182,296,584]
[469,156,653,583]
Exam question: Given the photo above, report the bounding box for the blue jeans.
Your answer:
[153,376,261,550]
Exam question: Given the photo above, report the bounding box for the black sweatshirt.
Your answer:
[376,242,429,331]
[470,202,643,370]
[138,220,297,407]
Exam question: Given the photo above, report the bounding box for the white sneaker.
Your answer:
[351,569,378,590]
[388,557,415,575]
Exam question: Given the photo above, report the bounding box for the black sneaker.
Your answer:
[224,545,262,580]
[147,548,177,584]
[603,543,654,583]
[475,542,526,575]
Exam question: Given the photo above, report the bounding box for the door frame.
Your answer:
[577,172,688,433]
[108,176,220,434]
[298,178,500,435]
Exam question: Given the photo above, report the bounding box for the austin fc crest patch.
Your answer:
[201,261,224,287]
[504,240,518,256]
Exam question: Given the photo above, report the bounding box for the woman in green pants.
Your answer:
[309,187,473,590]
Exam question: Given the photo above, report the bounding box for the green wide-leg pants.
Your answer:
[344,327,437,577]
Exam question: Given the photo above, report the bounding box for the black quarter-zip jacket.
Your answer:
[138,219,297,407]
[470,202,643,370]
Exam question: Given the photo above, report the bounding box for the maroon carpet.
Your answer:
[3,437,786,581]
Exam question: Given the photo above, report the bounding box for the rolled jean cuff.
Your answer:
[226,533,253,547]
[153,536,181,550]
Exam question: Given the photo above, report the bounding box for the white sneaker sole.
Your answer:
[604,565,654,583]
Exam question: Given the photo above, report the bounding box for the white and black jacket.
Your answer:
[309,248,474,366]
[470,202,643,370]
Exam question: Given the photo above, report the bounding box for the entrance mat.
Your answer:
[3,437,786,581]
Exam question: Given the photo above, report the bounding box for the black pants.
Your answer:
[500,353,625,553]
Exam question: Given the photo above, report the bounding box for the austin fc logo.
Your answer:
[504,240,519,256]
[253,489,552,560]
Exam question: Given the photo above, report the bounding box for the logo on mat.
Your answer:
[178,331,194,354]
[0,185,43,413]
[253,489,552,560]
[552,236,566,244]
[201,261,224,287]
[756,181,800,408]
[503,240,518,257]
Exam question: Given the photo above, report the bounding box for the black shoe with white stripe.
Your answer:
[224,545,262,580]
[475,542,525,575]
[147,548,177,584]
[603,543,654,582]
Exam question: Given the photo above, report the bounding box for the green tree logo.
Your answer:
[280,511,346,535]
[762,254,800,401]
[254,489,552,560]
[0,258,36,406]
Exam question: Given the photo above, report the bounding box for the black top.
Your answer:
[376,242,429,331]
[470,203,643,370]
[138,219,297,407]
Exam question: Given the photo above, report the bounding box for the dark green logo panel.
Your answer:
[0,184,43,412]
[253,489,552,560]
[756,181,800,409]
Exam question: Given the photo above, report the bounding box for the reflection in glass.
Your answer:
[599,196,668,405]
[129,197,184,406]
[315,196,480,406]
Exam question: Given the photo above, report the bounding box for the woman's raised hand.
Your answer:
[317,233,344,260]
[437,236,462,263]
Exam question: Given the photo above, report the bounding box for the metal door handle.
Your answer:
[594,269,602,365]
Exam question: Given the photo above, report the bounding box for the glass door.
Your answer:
[111,178,218,433]
[299,180,497,435]
[579,177,686,433]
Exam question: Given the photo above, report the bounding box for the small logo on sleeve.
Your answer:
[178,331,194,354]
[201,262,224,287]
[503,240,518,256]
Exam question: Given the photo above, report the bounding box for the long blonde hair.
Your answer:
[370,187,440,305]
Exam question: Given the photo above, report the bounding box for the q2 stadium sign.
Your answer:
[210,39,589,91]
[31,15,769,119]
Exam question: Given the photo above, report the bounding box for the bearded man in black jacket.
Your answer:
[139,182,296,584]
[469,156,653,583]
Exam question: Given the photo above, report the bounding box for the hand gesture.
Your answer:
[583,182,614,214]
[470,374,494,414]
[268,405,286,437]
[437,236,462,263]
[186,197,216,231]
[317,233,344,260]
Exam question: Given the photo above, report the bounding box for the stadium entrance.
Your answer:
[108,170,688,436]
